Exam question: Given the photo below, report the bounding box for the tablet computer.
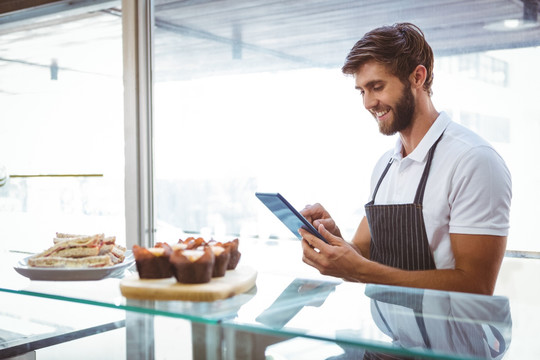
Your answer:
[255,192,328,243]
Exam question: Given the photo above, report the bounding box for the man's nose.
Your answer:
[363,92,377,110]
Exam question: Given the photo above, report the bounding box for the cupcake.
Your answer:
[132,242,173,279]
[170,246,215,284]
[221,238,241,270]
[178,237,206,250]
[209,243,231,277]
[172,241,187,252]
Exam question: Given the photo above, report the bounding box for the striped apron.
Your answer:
[364,134,443,272]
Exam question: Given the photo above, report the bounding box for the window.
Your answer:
[151,1,540,252]
[0,2,125,252]
[454,53,509,87]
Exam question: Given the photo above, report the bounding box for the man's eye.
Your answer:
[373,86,383,91]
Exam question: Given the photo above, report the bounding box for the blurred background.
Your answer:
[1,0,539,254]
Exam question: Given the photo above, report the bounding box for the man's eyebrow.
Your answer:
[355,80,384,90]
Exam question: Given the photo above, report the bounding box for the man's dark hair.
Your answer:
[342,23,434,96]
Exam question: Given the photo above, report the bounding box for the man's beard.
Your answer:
[377,83,415,136]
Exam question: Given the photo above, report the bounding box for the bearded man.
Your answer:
[300,23,512,295]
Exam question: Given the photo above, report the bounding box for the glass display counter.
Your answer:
[0,239,530,360]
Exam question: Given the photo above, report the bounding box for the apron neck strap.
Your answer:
[370,158,394,202]
[413,133,444,204]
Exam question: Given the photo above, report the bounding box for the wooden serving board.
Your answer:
[120,266,257,301]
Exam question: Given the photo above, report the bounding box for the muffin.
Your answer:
[221,238,241,270]
[170,246,215,284]
[172,241,187,252]
[132,242,173,279]
[209,243,231,277]
[178,237,206,250]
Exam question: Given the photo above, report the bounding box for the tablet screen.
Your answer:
[255,192,328,243]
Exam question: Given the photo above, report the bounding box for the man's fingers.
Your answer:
[299,225,333,249]
[301,237,321,266]
[316,223,343,246]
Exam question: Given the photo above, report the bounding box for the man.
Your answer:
[300,23,511,295]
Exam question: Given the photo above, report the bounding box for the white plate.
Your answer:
[13,251,135,281]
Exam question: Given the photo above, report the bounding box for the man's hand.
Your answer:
[300,224,367,282]
[300,203,342,238]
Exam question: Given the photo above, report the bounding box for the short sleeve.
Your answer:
[448,146,512,236]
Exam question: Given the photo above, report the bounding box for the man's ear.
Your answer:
[409,64,427,90]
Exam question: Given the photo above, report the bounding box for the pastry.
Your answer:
[133,242,173,279]
[221,238,241,270]
[180,237,207,249]
[209,243,231,277]
[169,246,215,284]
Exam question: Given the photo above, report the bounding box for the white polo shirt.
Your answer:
[369,112,512,269]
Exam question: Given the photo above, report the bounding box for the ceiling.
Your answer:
[151,0,540,80]
[1,0,540,84]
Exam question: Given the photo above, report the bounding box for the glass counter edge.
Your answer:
[0,287,220,325]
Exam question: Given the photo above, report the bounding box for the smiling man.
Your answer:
[300,23,512,295]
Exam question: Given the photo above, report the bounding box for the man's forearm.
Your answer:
[356,260,495,295]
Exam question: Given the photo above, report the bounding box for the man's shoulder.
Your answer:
[437,120,509,169]
[443,120,492,151]
[434,120,510,184]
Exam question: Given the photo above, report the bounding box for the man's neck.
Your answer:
[399,102,439,157]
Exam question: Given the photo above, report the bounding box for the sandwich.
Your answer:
[97,236,117,254]
[27,255,113,268]
[105,243,127,265]
[55,232,99,240]
[28,233,126,268]
[56,233,126,263]
[36,234,103,258]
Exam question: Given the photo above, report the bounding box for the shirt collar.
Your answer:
[392,112,451,163]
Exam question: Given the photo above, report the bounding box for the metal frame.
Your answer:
[122,3,156,358]
[122,0,155,249]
